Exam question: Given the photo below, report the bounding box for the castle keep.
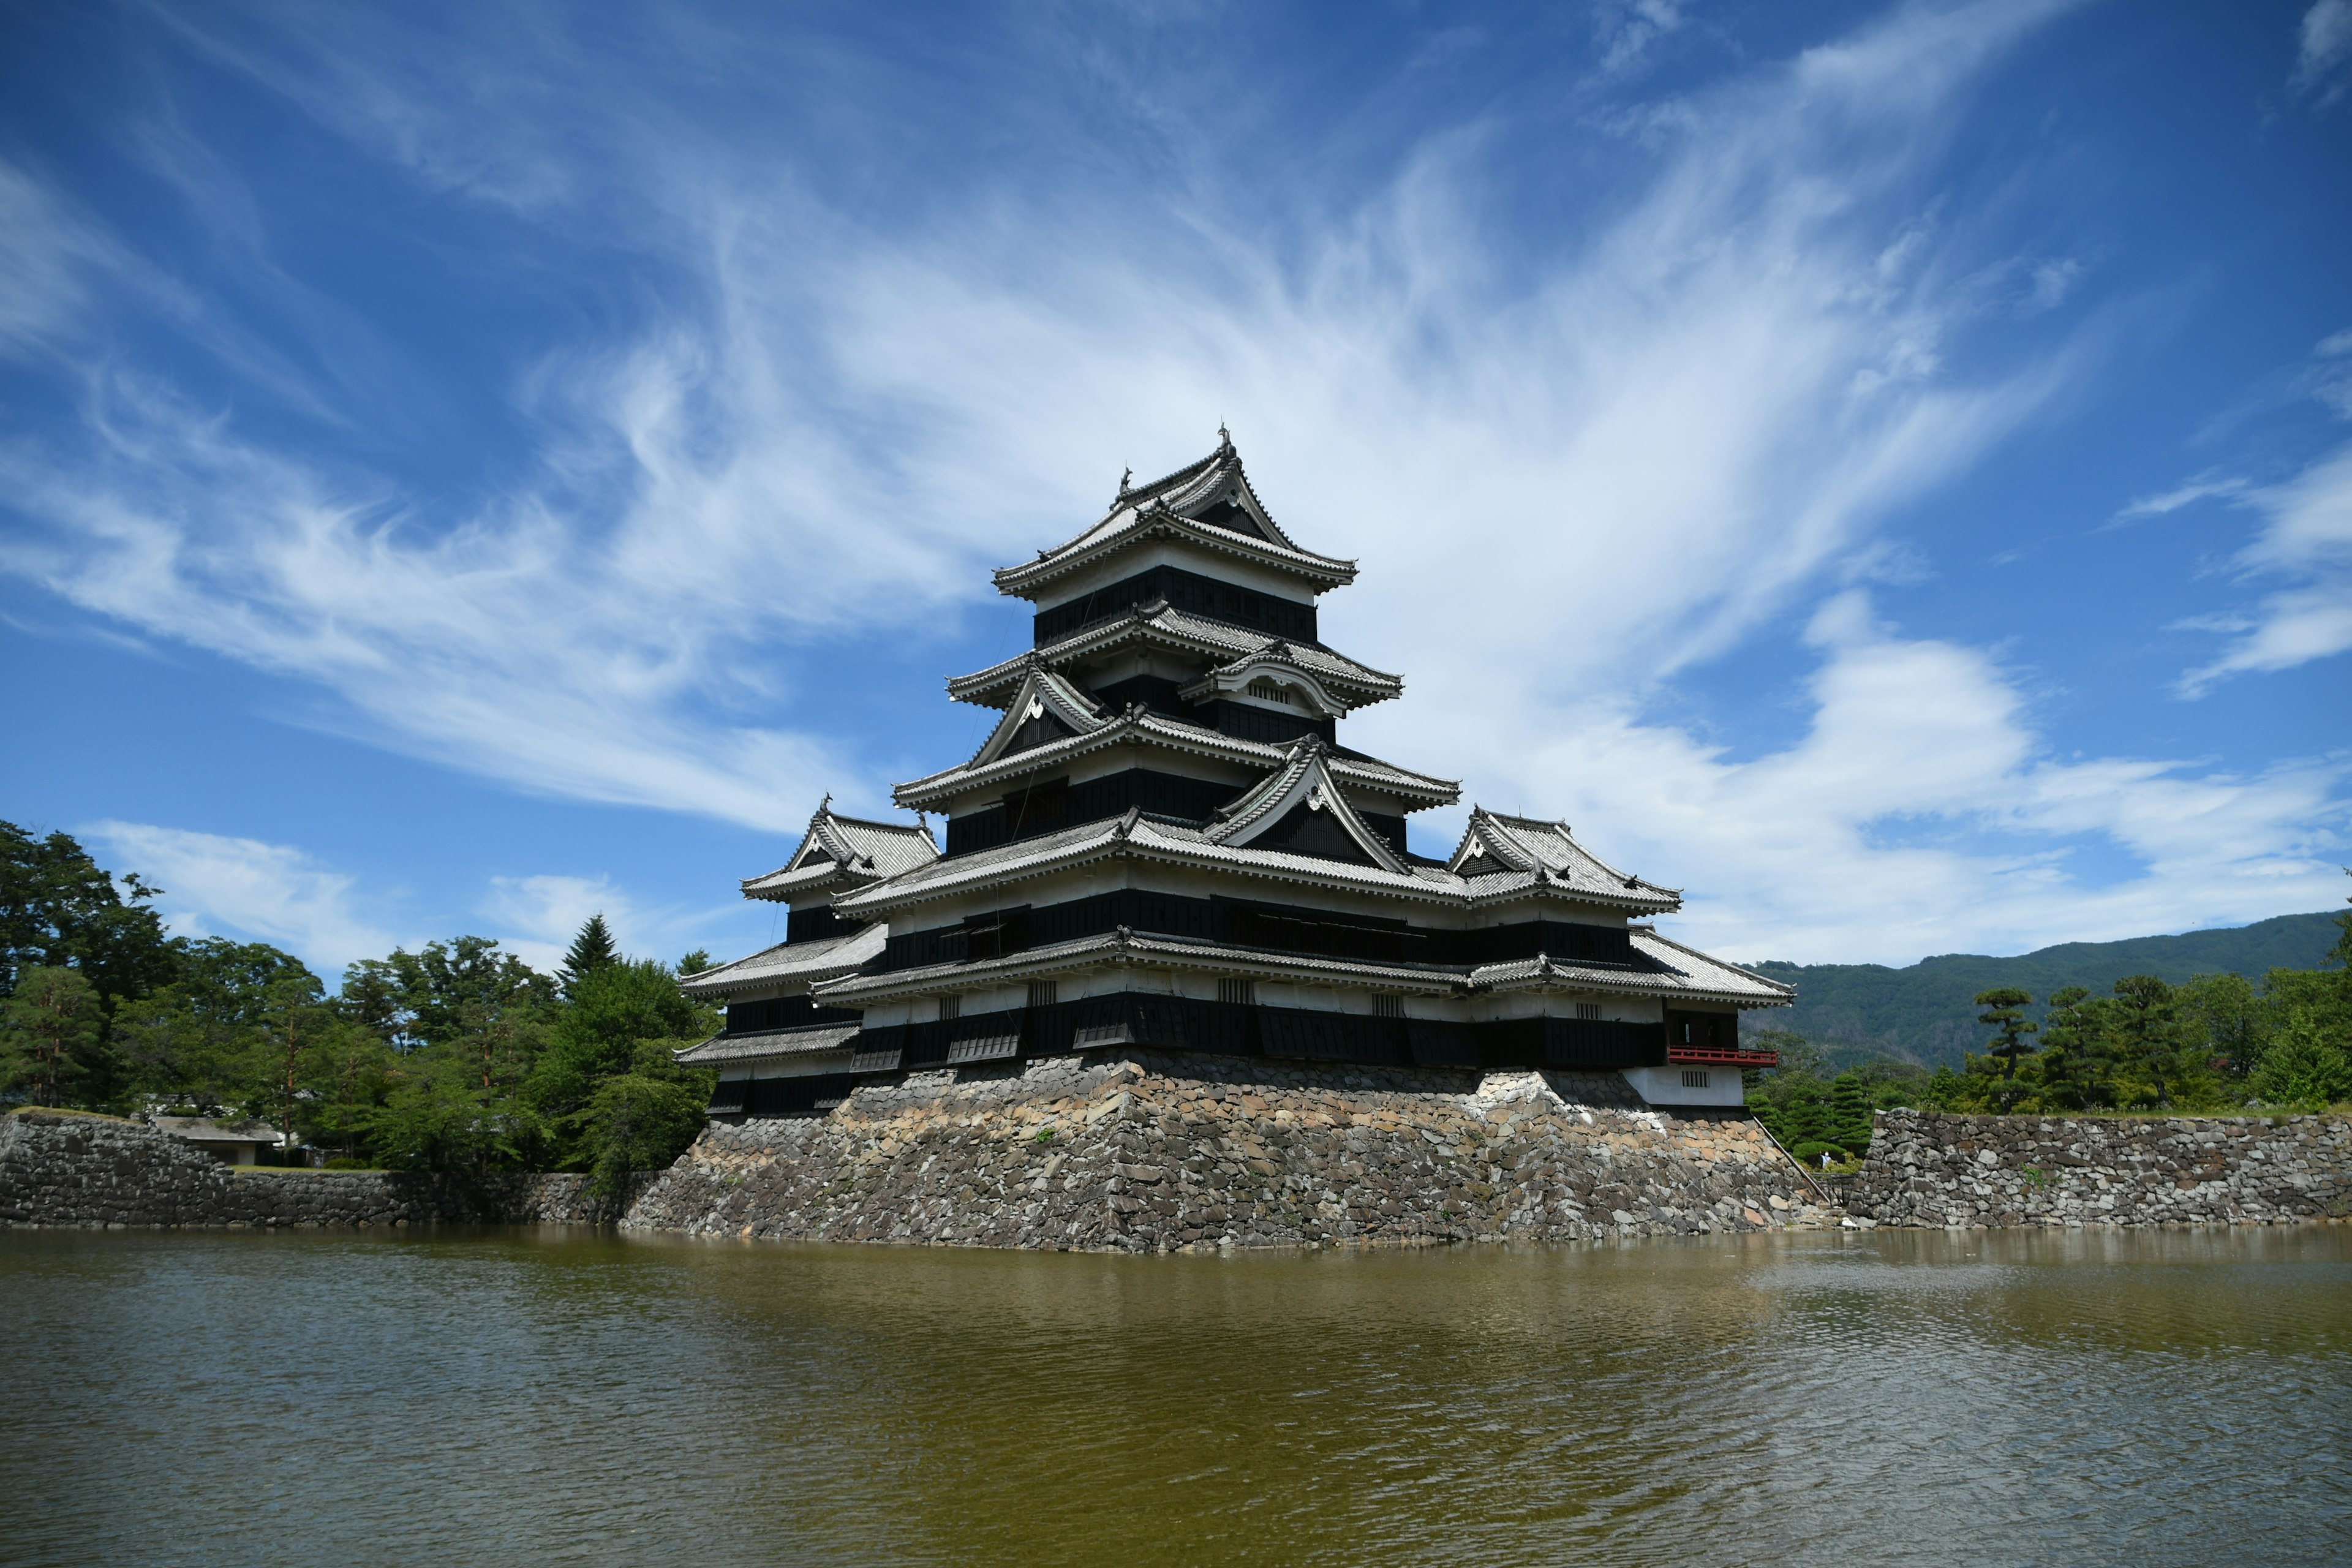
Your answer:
[677,433,1792,1118]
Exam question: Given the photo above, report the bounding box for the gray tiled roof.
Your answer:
[992,439,1357,599]
[1203,738,1411,873]
[742,805,938,902]
[946,601,1403,709]
[673,1022,862,1066]
[894,707,1458,811]
[831,804,1673,922]
[679,924,886,999]
[817,929,1464,1004]
[815,925,1785,1009]
[1468,929,1791,1006]
[1447,809,1679,908]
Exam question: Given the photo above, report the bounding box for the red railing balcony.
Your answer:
[1667,1046,1779,1068]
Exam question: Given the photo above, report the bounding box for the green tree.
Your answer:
[2176,971,2267,1081]
[0,966,104,1106]
[1828,1070,1874,1152]
[530,959,713,1158]
[340,937,554,1175]
[311,1015,394,1163]
[569,1038,717,1202]
[1973,987,2040,1112]
[2249,1011,2351,1108]
[2037,987,2114,1109]
[677,948,714,977]
[254,973,333,1152]
[2111,974,2196,1109]
[109,939,321,1115]
[0,823,176,1009]
[559,914,619,998]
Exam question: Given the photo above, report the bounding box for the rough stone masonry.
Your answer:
[1847,1108,2352,1228]
[624,1050,1836,1250]
[0,1109,608,1229]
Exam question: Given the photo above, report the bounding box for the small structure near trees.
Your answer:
[150,1115,286,1166]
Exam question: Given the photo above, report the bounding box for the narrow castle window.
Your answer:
[1027,980,1058,1008]
[1246,679,1291,704]
[1219,977,1256,1006]
[937,995,960,1022]
[1373,994,1404,1019]
[1682,1069,1710,1089]
[1576,1003,1601,1021]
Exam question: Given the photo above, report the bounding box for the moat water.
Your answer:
[5,1226,2347,1566]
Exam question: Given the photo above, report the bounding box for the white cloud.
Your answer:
[2179,442,2352,694]
[17,0,2347,965]
[79,820,397,976]
[480,873,731,974]
[1482,600,2350,965]
[2294,1,2352,104]
[2111,473,2252,522]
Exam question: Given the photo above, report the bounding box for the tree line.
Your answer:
[0,822,719,1196]
[1747,892,2352,1164]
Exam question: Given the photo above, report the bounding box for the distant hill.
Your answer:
[1746,910,2343,1069]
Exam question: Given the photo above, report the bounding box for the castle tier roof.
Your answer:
[831,799,1675,921]
[946,600,1403,710]
[1470,929,1792,1008]
[673,1021,862,1067]
[892,707,1460,813]
[992,436,1357,600]
[741,805,938,903]
[814,924,1785,1011]
[679,924,886,1000]
[1447,809,1679,909]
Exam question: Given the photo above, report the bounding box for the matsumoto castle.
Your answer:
[679,434,1790,1114]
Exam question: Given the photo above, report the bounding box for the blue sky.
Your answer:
[2,0,2347,978]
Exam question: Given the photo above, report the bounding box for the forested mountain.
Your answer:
[1748,911,2341,1068]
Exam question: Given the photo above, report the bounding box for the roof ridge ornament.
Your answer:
[1118,465,1133,499]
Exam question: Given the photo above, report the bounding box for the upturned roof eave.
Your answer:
[891,710,1460,811]
[813,929,1470,1005]
[945,615,1406,709]
[835,818,1474,922]
[991,514,1359,600]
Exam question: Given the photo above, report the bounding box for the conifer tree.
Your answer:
[0,966,103,1107]
[2112,975,2190,1109]
[1830,1071,1875,1153]
[1974,987,2040,1113]
[559,914,619,997]
[2037,987,2108,1109]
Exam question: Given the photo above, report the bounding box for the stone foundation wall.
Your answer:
[622,1050,1836,1250]
[0,1110,613,1229]
[1848,1109,2352,1228]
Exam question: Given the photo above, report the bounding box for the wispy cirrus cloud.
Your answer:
[80,820,397,975]
[2294,1,2352,105]
[2173,331,2352,696]
[7,0,2346,963]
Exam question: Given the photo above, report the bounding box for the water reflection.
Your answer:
[6,1227,2346,1566]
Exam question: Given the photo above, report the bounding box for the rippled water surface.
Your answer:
[6,1226,2348,1566]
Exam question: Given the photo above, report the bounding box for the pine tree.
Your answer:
[0,966,103,1107]
[2112,974,2189,1109]
[1974,987,2040,1113]
[559,914,619,997]
[1830,1071,1874,1153]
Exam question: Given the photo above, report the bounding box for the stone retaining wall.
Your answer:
[624,1050,1836,1250]
[1847,1108,2352,1228]
[0,1110,612,1229]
